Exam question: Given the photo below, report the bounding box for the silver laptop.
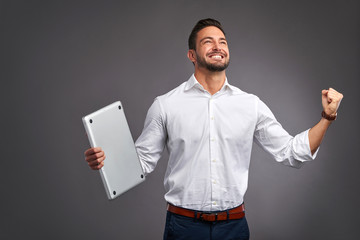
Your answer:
[82,101,145,200]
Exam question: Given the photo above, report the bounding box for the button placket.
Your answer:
[209,97,220,210]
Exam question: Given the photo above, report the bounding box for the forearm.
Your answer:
[308,118,332,155]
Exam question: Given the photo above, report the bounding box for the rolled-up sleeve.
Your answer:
[135,97,167,175]
[253,98,318,168]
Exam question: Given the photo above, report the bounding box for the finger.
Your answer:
[88,155,106,167]
[90,161,105,170]
[95,161,105,170]
[328,87,339,93]
[327,92,336,100]
[328,88,338,97]
[87,154,105,165]
[328,88,343,98]
[322,90,329,103]
[84,147,102,157]
[326,89,338,103]
[327,90,343,102]
[85,151,105,162]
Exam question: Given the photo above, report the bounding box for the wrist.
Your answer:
[321,110,337,121]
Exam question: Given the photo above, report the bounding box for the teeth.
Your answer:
[212,55,222,59]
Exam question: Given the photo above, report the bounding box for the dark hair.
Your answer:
[188,18,226,50]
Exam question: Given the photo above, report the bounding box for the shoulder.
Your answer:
[154,81,188,106]
[160,82,187,98]
[227,84,261,103]
[226,83,271,116]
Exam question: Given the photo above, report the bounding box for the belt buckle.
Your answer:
[200,212,217,222]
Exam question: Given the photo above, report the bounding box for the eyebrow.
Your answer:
[199,37,227,43]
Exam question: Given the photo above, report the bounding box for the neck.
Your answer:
[194,68,226,95]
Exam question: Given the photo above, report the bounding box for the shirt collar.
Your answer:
[184,74,242,94]
[184,74,202,91]
[222,78,239,93]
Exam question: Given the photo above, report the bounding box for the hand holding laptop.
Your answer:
[84,147,105,170]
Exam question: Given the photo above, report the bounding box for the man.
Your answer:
[84,19,343,240]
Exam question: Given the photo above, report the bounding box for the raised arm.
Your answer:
[308,88,343,155]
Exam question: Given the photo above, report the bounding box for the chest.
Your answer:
[164,95,258,143]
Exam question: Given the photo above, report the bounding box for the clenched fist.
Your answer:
[322,88,343,117]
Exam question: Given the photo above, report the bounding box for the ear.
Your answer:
[187,49,196,64]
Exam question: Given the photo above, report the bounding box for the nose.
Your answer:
[212,42,221,51]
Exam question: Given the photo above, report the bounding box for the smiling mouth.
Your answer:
[208,54,224,59]
[208,52,225,60]
[210,55,223,59]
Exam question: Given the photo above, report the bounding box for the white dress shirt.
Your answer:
[135,74,318,211]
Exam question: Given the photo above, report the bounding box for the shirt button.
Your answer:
[213,180,216,184]
[212,159,216,162]
[211,116,214,120]
[213,202,217,205]
[211,138,215,142]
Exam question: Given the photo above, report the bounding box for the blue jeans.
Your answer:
[163,211,250,240]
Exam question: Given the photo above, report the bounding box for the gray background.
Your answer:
[2,0,359,239]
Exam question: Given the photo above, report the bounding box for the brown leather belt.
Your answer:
[167,203,245,222]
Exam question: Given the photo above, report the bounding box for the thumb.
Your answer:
[322,89,331,105]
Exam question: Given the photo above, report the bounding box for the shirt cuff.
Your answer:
[293,128,319,162]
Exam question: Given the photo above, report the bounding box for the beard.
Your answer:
[196,52,230,72]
